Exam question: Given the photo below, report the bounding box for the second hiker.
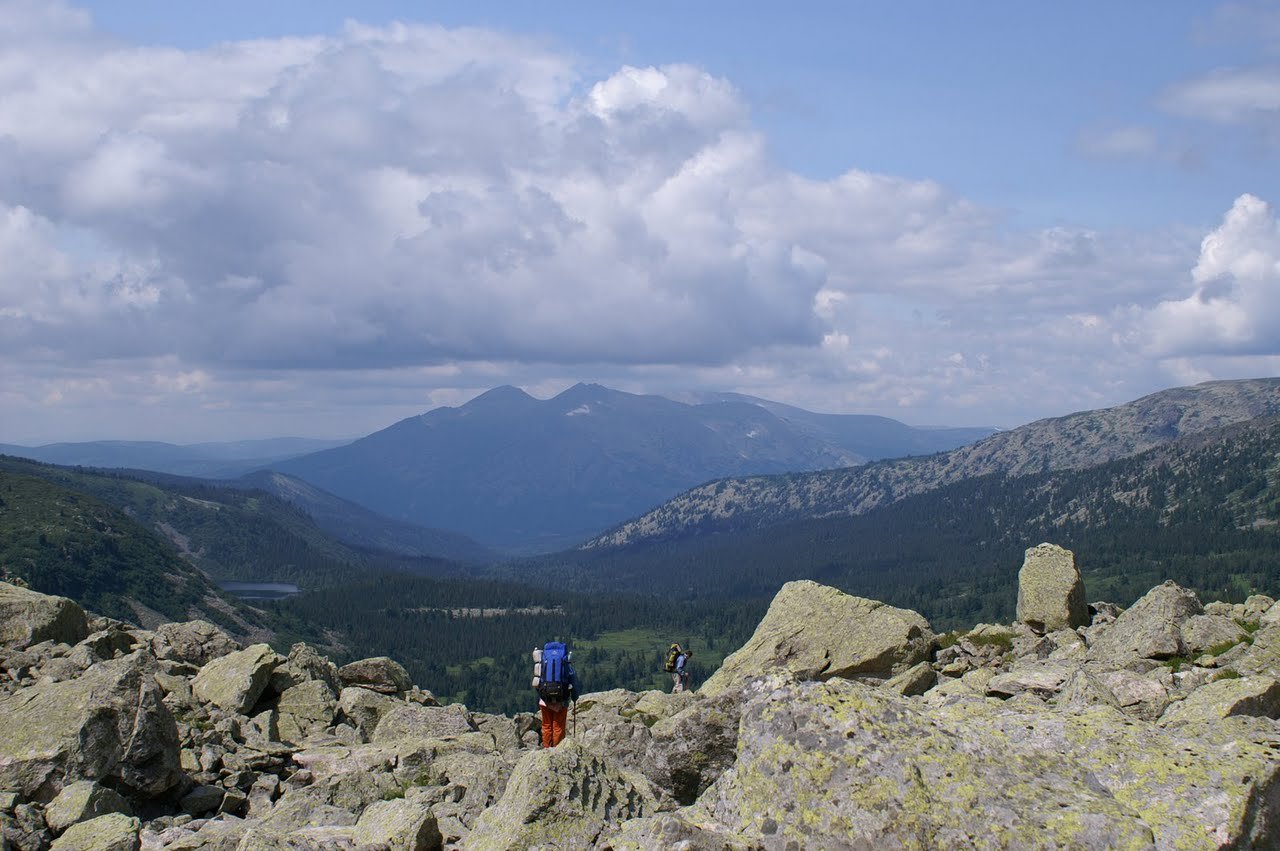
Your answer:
[532,640,581,747]
[673,647,694,693]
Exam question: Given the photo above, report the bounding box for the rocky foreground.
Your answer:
[3,543,1280,849]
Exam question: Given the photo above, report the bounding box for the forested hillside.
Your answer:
[0,455,380,589]
[0,470,268,634]
[537,416,1280,631]
[589,377,1280,548]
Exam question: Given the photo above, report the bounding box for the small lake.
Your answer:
[218,581,301,600]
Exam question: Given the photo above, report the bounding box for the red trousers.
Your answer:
[540,702,568,747]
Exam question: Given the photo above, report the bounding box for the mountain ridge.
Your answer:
[586,377,1280,549]
[274,383,993,551]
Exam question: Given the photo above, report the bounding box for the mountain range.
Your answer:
[586,377,1280,549]
[273,383,995,551]
[0,437,351,479]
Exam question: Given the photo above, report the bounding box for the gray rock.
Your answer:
[1016,543,1089,633]
[467,741,656,850]
[688,675,1279,849]
[0,582,90,651]
[192,644,281,714]
[337,657,412,695]
[268,643,340,695]
[44,782,131,835]
[178,784,225,816]
[1159,676,1280,727]
[1098,670,1169,721]
[883,661,937,696]
[1086,581,1203,665]
[150,621,239,667]
[275,680,337,745]
[985,663,1072,700]
[1180,614,1247,657]
[336,686,399,740]
[701,580,935,696]
[353,798,443,850]
[49,812,139,851]
[0,651,181,800]
[371,703,476,744]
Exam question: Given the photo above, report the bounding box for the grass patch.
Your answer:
[1212,668,1242,681]
[965,632,1014,651]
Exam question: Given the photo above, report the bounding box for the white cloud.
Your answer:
[0,1,1274,442]
[1163,66,1280,124]
[1141,193,1280,356]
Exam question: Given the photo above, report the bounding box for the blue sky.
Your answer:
[3,1,1280,442]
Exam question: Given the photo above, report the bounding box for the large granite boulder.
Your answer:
[1016,543,1089,633]
[650,675,1280,849]
[336,686,400,740]
[338,656,413,694]
[466,741,656,850]
[268,642,341,694]
[372,703,477,744]
[1086,581,1204,665]
[44,781,132,835]
[700,580,935,696]
[351,798,444,849]
[191,643,281,714]
[1181,614,1248,658]
[0,651,181,801]
[275,680,338,745]
[1158,676,1280,727]
[48,812,140,850]
[0,582,90,650]
[149,620,239,667]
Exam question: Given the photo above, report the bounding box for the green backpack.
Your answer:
[663,644,682,673]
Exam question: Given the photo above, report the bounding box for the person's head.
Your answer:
[685,649,693,657]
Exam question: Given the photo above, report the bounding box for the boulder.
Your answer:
[337,657,412,694]
[275,680,338,745]
[0,582,89,650]
[883,661,937,696]
[1180,614,1248,657]
[192,643,281,714]
[288,744,402,812]
[372,703,476,744]
[268,642,341,695]
[43,782,131,835]
[149,621,239,667]
[1097,670,1169,722]
[1015,543,1089,633]
[466,741,656,850]
[1159,676,1280,727]
[678,676,1280,849]
[48,812,139,851]
[1086,581,1203,665]
[0,651,181,801]
[336,686,399,740]
[700,580,935,697]
[352,798,443,850]
[985,662,1072,700]
[402,751,514,845]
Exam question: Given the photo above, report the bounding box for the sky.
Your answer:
[3,1,1280,444]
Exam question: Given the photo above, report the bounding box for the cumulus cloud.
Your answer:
[0,1,1269,441]
[1141,193,1280,356]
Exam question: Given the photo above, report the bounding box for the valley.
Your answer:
[4,378,1280,717]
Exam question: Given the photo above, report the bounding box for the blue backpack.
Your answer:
[534,641,570,703]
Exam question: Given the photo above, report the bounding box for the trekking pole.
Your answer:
[572,700,577,739]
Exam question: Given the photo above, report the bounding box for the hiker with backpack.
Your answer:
[676,648,694,692]
[531,640,581,747]
[664,643,683,692]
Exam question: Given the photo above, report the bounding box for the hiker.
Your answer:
[674,648,693,693]
[532,640,580,747]
[664,643,684,692]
